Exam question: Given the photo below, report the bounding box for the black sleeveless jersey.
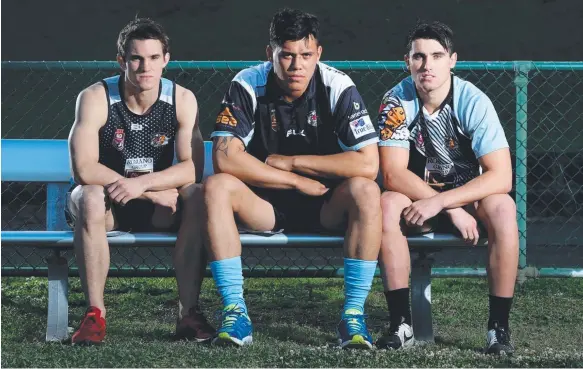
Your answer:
[98,74,178,178]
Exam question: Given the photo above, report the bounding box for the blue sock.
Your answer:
[343,258,377,316]
[210,256,248,314]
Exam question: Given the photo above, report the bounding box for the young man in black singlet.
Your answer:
[66,18,213,345]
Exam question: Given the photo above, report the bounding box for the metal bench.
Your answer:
[1,139,486,343]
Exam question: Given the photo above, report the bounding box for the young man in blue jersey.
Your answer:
[204,8,381,349]
[67,18,213,344]
[376,21,518,355]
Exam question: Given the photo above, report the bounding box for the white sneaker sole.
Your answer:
[212,334,253,347]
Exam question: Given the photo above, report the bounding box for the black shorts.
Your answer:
[404,212,487,237]
[65,185,181,232]
[251,187,335,233]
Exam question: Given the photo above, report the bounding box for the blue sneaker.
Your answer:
[337,309,373,349]
[212,304,253,347]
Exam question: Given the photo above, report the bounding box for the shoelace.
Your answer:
[496,329,510,345]
[344,314,368,336]
[219,306,245,331]
[489,328,511,347]
[80,315,99,332]
[489,331,499,344]
[385,320,405,336]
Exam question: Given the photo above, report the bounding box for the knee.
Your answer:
[179,183,202,208]
[202,173,240,206]
[380,191,411,231]
[345,177,381,212]
[483,195,517,226]
[76,185,108,224]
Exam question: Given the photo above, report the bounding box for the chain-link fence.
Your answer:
[2,61,582,276]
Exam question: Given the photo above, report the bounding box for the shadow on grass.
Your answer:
[258,323,336,346]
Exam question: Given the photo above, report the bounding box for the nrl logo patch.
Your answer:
[307,110,318,127]
[112,128,125,151]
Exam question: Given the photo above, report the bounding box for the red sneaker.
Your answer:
[175,307,216,342]
[71,306,106,345]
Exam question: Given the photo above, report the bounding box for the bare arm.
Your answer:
[289,144,379,180]
[192,122,205,183]
[136,86,199,191]
[436,148,513,209]
[213,136,304,189]
[380,146,441,200]
[68,83,124,186]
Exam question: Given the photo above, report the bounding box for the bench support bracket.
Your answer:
[46,250,69,342]
[411,251,435,343]
[45,183,70,342]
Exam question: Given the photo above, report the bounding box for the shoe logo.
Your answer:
[404,332,413,342]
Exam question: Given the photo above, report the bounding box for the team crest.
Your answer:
[151,133,170,147]
[112,128,125,151]
[270,109,278,132]
[446,137,458,149]
[307,110,318,127]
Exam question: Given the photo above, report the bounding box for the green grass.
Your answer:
[2,276,583,367]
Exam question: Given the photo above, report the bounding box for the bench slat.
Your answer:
[0,231,486,247]
[1,139,217,182]
[1,139,72,182]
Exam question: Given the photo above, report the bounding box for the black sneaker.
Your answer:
[376,317,415,350]
[485,321,514,355]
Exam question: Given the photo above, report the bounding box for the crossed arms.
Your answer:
[68,83,203,205]
[212,135,378,196]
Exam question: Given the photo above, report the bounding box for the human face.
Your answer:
[118,39,169,92]
[405,38,457,94]
[267,36,322,101]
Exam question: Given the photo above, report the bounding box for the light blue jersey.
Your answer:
[377,75,508,190]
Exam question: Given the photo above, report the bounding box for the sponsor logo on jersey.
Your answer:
[353,102,360,110]
[426,157,455,176]
[307,110,318,127]
[131,123,143,131]
[424,157,456,191]
[216,106,238,127]
[349,115,375,139]
[286,128,306,137]
[124,157,154,178]
[151,133,170,147]
[112,129,125,151]
[349,109,368,120]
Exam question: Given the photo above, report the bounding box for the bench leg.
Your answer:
[411,253,434,343]
[46,251,69,342]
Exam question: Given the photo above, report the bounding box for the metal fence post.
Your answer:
[514,62,531,276]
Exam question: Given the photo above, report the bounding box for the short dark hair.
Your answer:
[269,8,320,48]
[117,18,170,59]
[406,21,454,55]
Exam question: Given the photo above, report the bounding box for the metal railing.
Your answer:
[2,61,582,278]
